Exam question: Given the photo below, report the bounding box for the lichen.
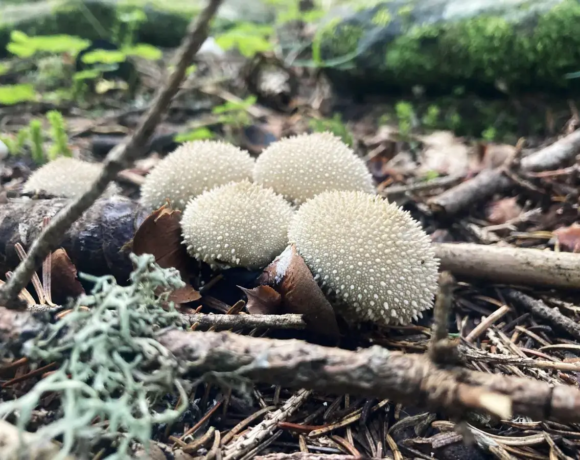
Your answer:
[0,254,188,460]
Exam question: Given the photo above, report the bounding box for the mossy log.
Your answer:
[314,0,580,95]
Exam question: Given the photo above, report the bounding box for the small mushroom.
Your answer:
[288,190,439,326]
[140,140,254,211]
[253,132,375,205]
[23,157,118,198]
[181,180,294,269]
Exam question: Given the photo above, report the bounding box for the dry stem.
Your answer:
[0,0,223,308]
[186,313,306,330]
[158,329,580,424]
[434,243,580,290]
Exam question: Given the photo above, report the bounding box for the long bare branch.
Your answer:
[0,0,223,308]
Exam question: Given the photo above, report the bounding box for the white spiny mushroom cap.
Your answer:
[181,180,294,269]
[288,190,439,326]
[23,157,118,198]
[253,132,375,205]
[140,140,255,211]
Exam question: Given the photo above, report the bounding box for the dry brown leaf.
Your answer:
[132,205,197,282]
[481,143,516,170]
[239,285,282,315]
[259,245,339,343]
[50,248,85,304]
[486,197,522,225]
[133,205,201,304]
[417,131,471,177]
[553,223,580,253]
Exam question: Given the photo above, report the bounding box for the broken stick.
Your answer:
[434,243,580,290]
[158,329,580,424]
[429,129,580,217]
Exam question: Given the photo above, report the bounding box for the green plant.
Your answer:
[46,110,71,159]
[395,101,415,136]
[481,126,497,142]
[112,8,147,47]
[0,84,36,105]
[422,105,440,129]
[308,113,353,146]
[29,120,45,164]
[213,96,256,129]
[174,127,215,143]
[0,127,29,155]
[0,254,188,460]
[215,23,274,58]
[7,31,90,58]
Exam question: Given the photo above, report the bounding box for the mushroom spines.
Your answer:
[140,140,255,211]
[253,131,375,205]
[23,157,118,198]
[288,190,439,326]
[181,180,294,269]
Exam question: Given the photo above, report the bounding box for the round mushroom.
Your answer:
[181,180,294,269]
[23,157,118,198]
[140,140,255,211]
[288,190,439,326]
[253,132,375,205]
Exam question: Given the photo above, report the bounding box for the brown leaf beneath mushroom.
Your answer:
[239,285,282,315]
[132,205,201,303]
[50,248,85,304]
[258,244,340,343]
[553,223,580,253]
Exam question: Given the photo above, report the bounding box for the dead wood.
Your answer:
[0,197,147,283]
[256,455,366,460]
[158,329,580,424]
[186,313,306,330]
[434,243,580,290]
[0,420,72,460]
[428,129,580,217]
[502,289,580,341]
[0,0,224,308]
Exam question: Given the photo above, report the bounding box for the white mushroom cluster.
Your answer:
[23,157,118,198]
[140,140,254,211]
[288,190,439,326]
[253,132,375,205]
[181,180,294,269]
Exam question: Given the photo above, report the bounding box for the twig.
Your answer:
[464,305,511,344]
[434,243,580,290]
[223,389,311,460]
[382,175,462,198]
[157,329,580,424]
[0,0,224,309]
[185,313,306,330]
[428,271,458,364]
[256,456,365,460]
[429,129,580,217]
[502,289,580,341]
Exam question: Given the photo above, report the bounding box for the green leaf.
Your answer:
[81,49,126,64]
[174,127,214,142]
[0,84,36,105]
[73,69,102,81]
[7,43,35,58]
[186,65,197,76]
[215,24,274,58]
[123,43,162,60]
[212,95,257,114]
[7,31,90,57]
[0,63,9,76]
[9,30,29,43]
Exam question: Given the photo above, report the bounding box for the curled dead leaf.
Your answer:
[553,223,580,253]
[486,197,522,225]
[133,205,201,303]
[238,285,282,315]
[259,244,339,343]
[50,248,85,304]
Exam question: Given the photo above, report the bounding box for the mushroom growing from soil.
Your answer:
[288,190,439,326]
[140,140,255,211]
[181,180,294,269]
[23,157,118,198]
[253,132,375,205]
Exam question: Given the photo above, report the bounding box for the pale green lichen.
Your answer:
[0,254,188,460]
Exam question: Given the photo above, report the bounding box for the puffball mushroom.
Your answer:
[253,132,375,205]
[181,180,294,269]
[140,140,255,211]
[288,190,439,326]
[23,157,118,198]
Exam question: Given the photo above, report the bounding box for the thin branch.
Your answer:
[429,129,580,217]
[0,0,224,309]
[186,313,307,330]
[434,243,580,290]
[428,271,458,364]
[158,329,580,424]
[502,289,580,341]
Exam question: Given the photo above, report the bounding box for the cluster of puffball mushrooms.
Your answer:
[22,132,440,327]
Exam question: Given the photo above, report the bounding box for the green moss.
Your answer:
[371,7,391,27]
[319,20,365,61]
